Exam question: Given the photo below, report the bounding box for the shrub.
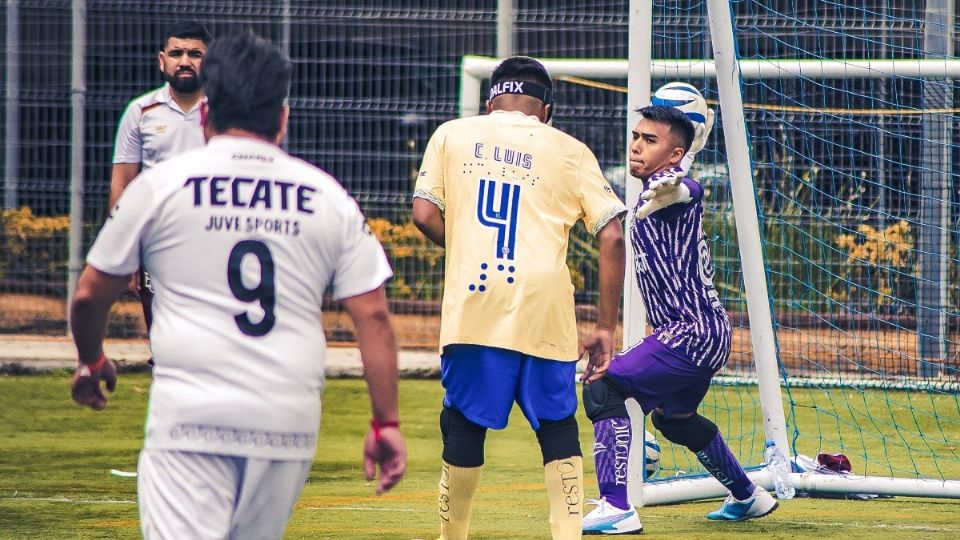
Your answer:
[367,217,444,300]
[0,208,70,287]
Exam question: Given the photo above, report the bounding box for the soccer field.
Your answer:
[1,373,959,539]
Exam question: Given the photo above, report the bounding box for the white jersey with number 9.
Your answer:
[86,135,393,460]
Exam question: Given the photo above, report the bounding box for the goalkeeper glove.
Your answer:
[635,166,692,220]
[688,108,715,157]
[680,108,715,174]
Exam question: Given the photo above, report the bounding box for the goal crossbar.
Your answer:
[461,55,960,115]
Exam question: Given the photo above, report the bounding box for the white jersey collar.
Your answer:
[206,134,283,155]
[157,83,205,114]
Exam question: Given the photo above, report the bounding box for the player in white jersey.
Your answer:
[414,56,626,540]
[70,33,406,539]
[111,21,212,340]
[581,106,777,535]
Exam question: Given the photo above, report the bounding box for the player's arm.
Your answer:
[109,162,145,291]
[596,218,625,331]
[343,285,400,425]
[72,265,128,363]
[342,285,406,494]
[110,100,146,208]
[109,162,141,208]
[70,265,127,410]
[635,166,687,219]
[412,126,446,247]
[72,170,155,409]
[412,197,445,247]
[581,218,626,383]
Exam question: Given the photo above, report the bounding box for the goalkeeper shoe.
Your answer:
[582,498,643,535]
[706,486,778,521]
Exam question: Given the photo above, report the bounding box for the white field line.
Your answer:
[767,519,960,533]
[302,506,426,512]
[2,495,136,504]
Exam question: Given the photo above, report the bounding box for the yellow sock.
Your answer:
[438,461,482,540]
[543,456,584,540]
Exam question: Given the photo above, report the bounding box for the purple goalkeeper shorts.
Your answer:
[606,333,716,416]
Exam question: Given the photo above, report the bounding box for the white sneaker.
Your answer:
[706,486,779,521]
[582,497,643,535]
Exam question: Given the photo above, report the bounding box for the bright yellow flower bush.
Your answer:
[833,220,914,307]
[0,207,70,280]
[366,217,444,300]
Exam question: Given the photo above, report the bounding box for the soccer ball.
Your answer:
[643,430,661,479]
[651,82,709,125]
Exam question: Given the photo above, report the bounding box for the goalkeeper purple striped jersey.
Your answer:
[629,177,731,370]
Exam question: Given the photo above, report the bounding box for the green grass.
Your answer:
[655,382,960,482]
[1,373,959,539]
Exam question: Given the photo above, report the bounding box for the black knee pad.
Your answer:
[535,415,582,465]
[650,410,718,453]
[582,377,629,421]
[440,407,487,467]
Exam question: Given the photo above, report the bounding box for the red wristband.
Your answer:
[86,353,108,371]
[371,418,400,441]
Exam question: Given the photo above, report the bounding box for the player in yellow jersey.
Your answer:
[413,55,627,540]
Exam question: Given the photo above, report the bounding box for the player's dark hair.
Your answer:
[637,105,695,153]
[201,33,291,140]
[490,56,553,93]
[162,21,213,49]
[489,56,554,120]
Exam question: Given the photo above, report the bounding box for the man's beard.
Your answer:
[166,70,200,93]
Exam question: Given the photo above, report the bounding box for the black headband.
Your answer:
[488,80,553,105]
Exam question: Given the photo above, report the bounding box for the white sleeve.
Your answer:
[331,199,393,300]
[86,174,157,276]
[112,101,143,164]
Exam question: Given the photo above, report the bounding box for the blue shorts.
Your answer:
[607,334,716,416]
[441,344,578,430]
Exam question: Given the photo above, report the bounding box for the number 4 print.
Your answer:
[476,178,520,261]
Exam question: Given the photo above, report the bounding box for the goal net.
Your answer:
[462,0,960,503]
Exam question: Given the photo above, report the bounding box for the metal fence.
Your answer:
[1,1,957,357]
[0,1,632,343]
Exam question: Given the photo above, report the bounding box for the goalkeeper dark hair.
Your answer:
[162,21,213,49]
[201,33,292,139]
[490,56,553,96]
[638,105,695,153]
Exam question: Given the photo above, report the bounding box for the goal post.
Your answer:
[705,0,790,468]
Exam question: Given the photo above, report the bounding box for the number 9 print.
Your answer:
[227,240,277,336]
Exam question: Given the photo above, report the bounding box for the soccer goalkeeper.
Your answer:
[581,102,779,535]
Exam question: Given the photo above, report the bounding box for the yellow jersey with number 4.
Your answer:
[415,110,625,360]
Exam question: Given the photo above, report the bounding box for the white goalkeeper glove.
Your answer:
[635,165,692,220]
[680,108,715,173]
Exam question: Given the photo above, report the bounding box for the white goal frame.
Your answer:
[458,0,960,505]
